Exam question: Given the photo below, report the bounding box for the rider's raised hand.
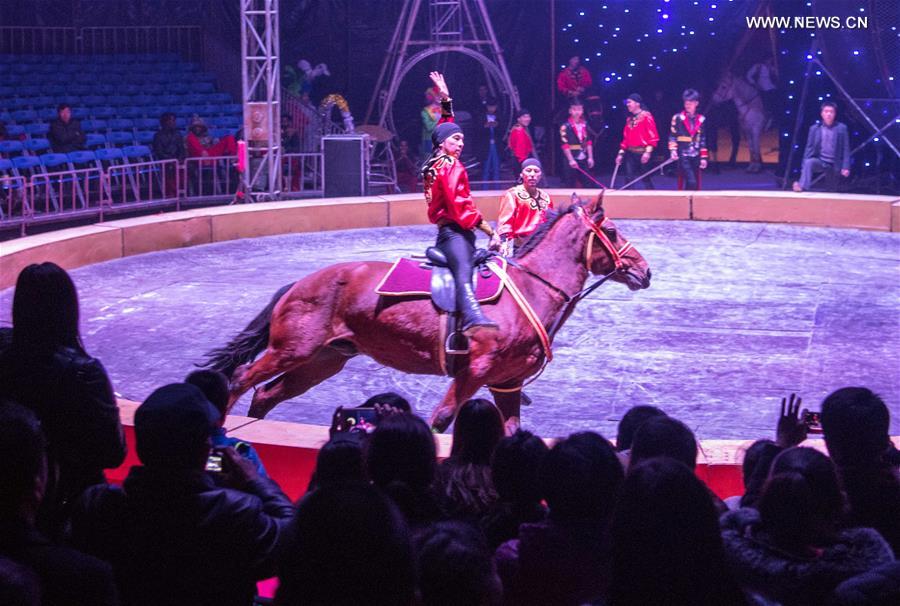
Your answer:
[429,71,450,100]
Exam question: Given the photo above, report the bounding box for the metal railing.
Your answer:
[106,159,180,213]
[28,167,106,221]
[182,155,239,203]
[0,27,77,54]
[0,26,201,60]
[0,175,29,235]
[282,153,323,195]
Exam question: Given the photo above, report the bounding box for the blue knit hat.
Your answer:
[431,122,462,148]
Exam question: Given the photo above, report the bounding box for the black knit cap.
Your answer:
[135,383,221,468]
[625,93,643,105]
[431,122,463,148]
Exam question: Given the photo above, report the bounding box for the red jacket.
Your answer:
[424,154,482,230]
[497,185,552,240]
[508,125,534,162]
[619,111,659,153]
[557,67,592,97]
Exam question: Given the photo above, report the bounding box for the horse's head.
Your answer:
[577,192,651,291]
[710,72,733,106]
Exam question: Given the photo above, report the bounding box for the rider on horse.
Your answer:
[422,72,500,335]
[495,158,553,257]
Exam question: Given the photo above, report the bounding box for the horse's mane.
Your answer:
[514,197,600,259]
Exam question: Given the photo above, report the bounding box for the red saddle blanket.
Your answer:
[375,257,506,303]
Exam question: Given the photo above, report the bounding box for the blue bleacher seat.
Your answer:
[174,117,188,128]
[0,157,14,174]
[71,108,90,120]
[11,155,42,175]
[82,95,105,106]
[4,125,26,138]
[67,150,98,167]
[81,120,108,132]
[38,108,58,121]
[59,94,81,105]
[134,131,155,145]
[109,95,132,106]
[0,140,25,156]
[91,106,117,119]
[221,104,242,115]
[134,95,155,106]
[85,133,106,149]
[134,118,159,130]
[207,92,231,104]
[118,107,147,119]
[108,118,134,130]
[23,139,51,155]
[122,145,153,161]
[94,147,125,166]
[170,83,191,94]
[0,111,12,123]
[71,84,94,96]
[11,109,38,123]
[45,84,67,96]
[24,123,50,137]
[209,128,232,140]
[29,96,54,107]
[39,153,71,171]
[106,131,134,146]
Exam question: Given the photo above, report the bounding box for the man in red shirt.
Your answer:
[615,93,659,189]
[422,72,499,334]
[557,56,592,101]
[560,101,594,187]
[508,108,534,176]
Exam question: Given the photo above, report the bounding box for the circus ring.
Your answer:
[2,190,899,502]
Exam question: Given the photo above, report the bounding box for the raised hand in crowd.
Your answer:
[775,392,808,448]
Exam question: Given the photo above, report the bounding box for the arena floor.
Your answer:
[3,220,898,440]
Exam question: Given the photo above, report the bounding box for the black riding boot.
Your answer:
[458,281,498,334]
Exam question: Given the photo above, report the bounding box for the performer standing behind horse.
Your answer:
[423,72,500,334]
[668,89,708,191]
[615,93,659,189]
[494,158,552,258]
[560,100,594,187]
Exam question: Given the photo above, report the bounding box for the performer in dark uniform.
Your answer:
[615,93,659,189]
[422,72,499,334]
[560,100,594,187]
[668,89,708,191]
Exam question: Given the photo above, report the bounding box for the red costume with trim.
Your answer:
[497,184,553,240]
[508,125,534,163]
[557,66,593,98]
[618,110,659,153]
[423,98,483,231]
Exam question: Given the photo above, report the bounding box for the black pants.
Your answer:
[563,156,591,188]
[678,155,700,190]
[436,222,476,303]
[623,151,654,190]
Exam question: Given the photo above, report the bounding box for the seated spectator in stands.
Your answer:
[281,114,300,153]
[720,447,895,604]
[610,457,748,606]
[48,104,86,153]
[417,521,503,606]
[395,140,419,193]
[0,120,25,143]
[0,263,125,539]
[723,439,782,510]
[481,430,548,550]
[70,383,294,606]
[151,112,185,162]
[186,115,237,158]
[628,415,697,471]
[185,369,268,478]
[277,482,415,606]
[496,432,623,605]
[0,557,41,606]
[821,387,900,556]
[366,412,443,530]
[793,101,850,192]
[0,401,119,606]
[435,399,503,521]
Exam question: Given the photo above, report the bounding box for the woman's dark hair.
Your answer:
[311,435,365,489]
[609,457,747,606]
[276,482,415,606]
[738,439,782,508]
[757,447,844,548]
[491,429,549,505]
[366,413,436,491]
[539,431,624,522]
[184,369,229,414]
[416,521,502,606]
[11,263,84,354]
[629,416,697,470]
[615,405,666,452]
[361,391,411,413]
[0,400,46,513]
[450,398,504,465]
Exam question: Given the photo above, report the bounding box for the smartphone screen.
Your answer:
[205,454,223,473]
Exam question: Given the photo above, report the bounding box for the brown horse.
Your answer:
[203,193,651,432]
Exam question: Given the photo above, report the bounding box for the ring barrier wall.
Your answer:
[2,189,898,500]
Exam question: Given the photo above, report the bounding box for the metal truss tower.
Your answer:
[364,0,520,137]
[241,0,282,200]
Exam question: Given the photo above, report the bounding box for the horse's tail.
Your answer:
[200,282,295,377]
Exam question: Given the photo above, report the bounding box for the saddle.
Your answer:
[375,248,506,370]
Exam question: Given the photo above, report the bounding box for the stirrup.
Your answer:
[445,329,470,355]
